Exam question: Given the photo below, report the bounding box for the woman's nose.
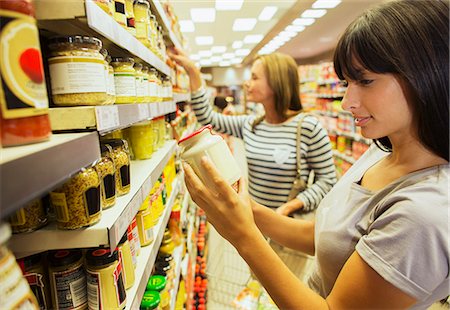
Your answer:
[341,84,359,112]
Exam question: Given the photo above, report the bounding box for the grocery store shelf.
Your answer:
[35,0,171,76]
[332,129,372,145]
[151,0,183,50]
[180,191,190,225]
[0,132,100,219]
[317,94,345,99]
[49,101,176,133]
[170,245,184,310]
[10,140,178,255]
[333,150,356,164]
[127,176,183,310]
[173,92,191,103]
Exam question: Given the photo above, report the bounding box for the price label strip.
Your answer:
[95,106,120,132]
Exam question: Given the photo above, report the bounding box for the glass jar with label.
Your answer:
[48,249,87,310]
[134,63,145,103]
[113,0,126,26]
[149,14,158,53]
[48,36,109,106]
[141,290,161,310]
[133,0,150,47]
[162,76,172,101]
[124,0,135,36]
[8,198,48,233]
[136,205,155,247]
[50,164,102,230]
[126,219,140,267]
[86,248,126,310]
[111,57,136,104]
[148,68,159,102]
[102,139,131,196]
[142,66,151,102]
[117,233,135,289]
[146,275,169,310]
[0,0,51,147]
[17,252,52,309]
[128,120,155,160]
[105,55,116,104]
[0,222,40,309]
[95,144,116,209]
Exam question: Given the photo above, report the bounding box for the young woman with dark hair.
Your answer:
[182,1,449,308]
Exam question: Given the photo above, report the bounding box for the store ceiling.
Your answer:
[170,0,385,67]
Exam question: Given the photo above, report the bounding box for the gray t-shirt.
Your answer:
[308,145,449,309]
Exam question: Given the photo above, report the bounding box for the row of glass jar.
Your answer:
[47,35,172,106]
[94,0,167,61]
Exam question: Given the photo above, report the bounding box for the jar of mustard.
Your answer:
[142,66,151,102]
[118,233,135,289]
[102,139,131,196]
[50,164,102,230]
[128,120,155,160]
[148,68,159,102]
[86,248,126,310]
[133,0,150,47]
[48,36,109,106]
[113,0,126,27]
[95,144,116,209]
[8,198,48,233]
[134,63,145,103]
[48,249,87,310]
[111,57,136,104]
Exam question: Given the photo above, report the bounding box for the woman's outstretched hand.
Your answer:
[167,46,203,92]
[183,157,261,246]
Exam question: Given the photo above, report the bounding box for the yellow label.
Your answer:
[50,192,70,222]
[0,10,48,119]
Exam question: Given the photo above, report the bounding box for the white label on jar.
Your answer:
[86,271,101,310]
[103,64,109,95]
[108,72,116,96]
[136,77,146,98]
[48,56,107,95]
[114,74,136,97]
[143,78,150,98]
[51,264,87,309]
[148,80,158,98]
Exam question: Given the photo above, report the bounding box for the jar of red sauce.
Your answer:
[0,0,51,147]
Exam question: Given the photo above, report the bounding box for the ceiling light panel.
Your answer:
[219,61,231,67]
[211,46,227,53]
[190,54,201,60]
[258,6,278,21]
[196,36,214,45]
[235,49,250,56]
[232,41,243,49]
[200,59,212,66]
[302,9,327,18]
[198,50,213,57]
[222,53,235,59]
[216,0,243,11]
[179,20,195,32]
[232,18,257,31]
[191,8,216,23]
[286,25,305,32]
[210,56,222,62]
[243,34,263,44]
[293,18,315,26]
[312,0,341,9]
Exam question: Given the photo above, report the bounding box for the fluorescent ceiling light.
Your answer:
[302,9,327,18]
[243,34,263,44]
[279,31,297,38]
[219,61,231,67]
[200,59,212,66]
[231,58,243,64]
[191,8,216,23]
[312,0,341,9]
[258,6,278,21]
[179,20,195,32]
[233,18,257,31]
[210,56,222,62]
[196,36,214,45]
[235,49,250,56]
[198,50,213,57]
[216,0,243,11]
[293,18,315,26]
[273,36,290,43]
[190,54,200,60]
[258,50,270,55]
[222,53,235,59]
[286,25,305,32]
[232,41,243,49]
[211,46,227,53]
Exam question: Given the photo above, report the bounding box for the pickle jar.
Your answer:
[50,164,102,230]
[18,253,52,309]
[86,248,127,310]
[133,0,150,47]
[142,66,151,102]
[95,144,116,209]
[106,55,117,104]
[134,63,145,103]
[113,0,126,26]
[128,120,155,160]
[148,68,159,102]
[111,57,136,104]
[102,139,131,196]
[8,198,48,233]
[48,36,109,106]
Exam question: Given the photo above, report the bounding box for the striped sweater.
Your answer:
[190,88,337,211]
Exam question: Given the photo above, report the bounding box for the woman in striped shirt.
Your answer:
[170,50,337,215]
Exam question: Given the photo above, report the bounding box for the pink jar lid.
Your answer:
[178,124,212,144]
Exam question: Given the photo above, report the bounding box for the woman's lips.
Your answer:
[354,116,371,126]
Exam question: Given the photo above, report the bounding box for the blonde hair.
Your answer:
[251,53,302,130]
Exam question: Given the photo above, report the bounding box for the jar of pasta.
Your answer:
[95,144,116,209]
[8,198,48,233]
[50,164,102,230]
[102,139,131,196]
[94,0,114,15]
[111,57,136,104]
[113,0,126,26]
[134,0,150,47]
[134,63,145,103]
[48,36,109,106]
[142,66,151,102]
[128,120,154,160]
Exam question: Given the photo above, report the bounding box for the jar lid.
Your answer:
[134,62,143,70]
[134,0,150,5]
[142,66,149,72]
[49,35,102,49]
[157,253,173,263]
[100,48,108,58]
[154,260,170,270]
[100,143,111,154]
[101,138,125,148]
[141,291,161,309]
[105,55,112,64]
[111,57,135,65]
[0,222,11,245]
[48,249,82,267]
[86,248,118,267]
[146,275,166,291]
[178,125,212,144]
